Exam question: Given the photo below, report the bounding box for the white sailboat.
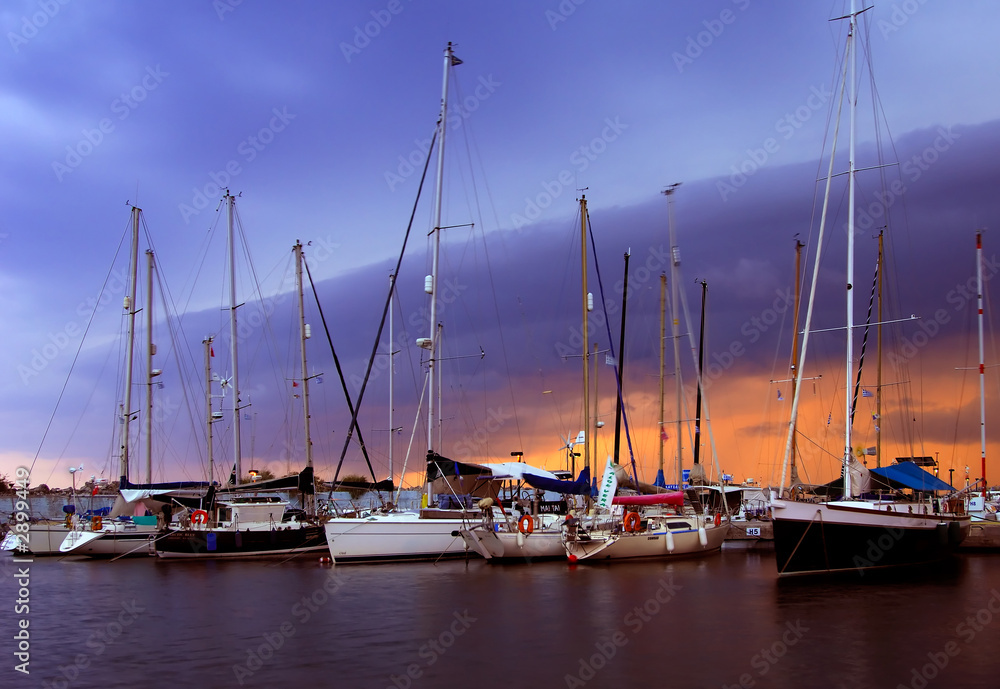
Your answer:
[323,43,491,564]
[770,1,969,575]
[60,206,208,558]
[459,195,601,562]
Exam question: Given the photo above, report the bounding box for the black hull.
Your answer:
[155,525,328,559]
[773,517,965,576]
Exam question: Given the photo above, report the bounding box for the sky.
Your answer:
[2,0,1000,492]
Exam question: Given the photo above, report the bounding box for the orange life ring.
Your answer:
[191,509,209,525]
[623,511,641,532]
[518,515,534,534]
[91,515,102,531]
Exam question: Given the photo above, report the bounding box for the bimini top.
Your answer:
[870,462,954,492]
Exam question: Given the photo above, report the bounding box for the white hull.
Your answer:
[459,526,566,561]
[459,513,567,561]
[2,522,71,556]
[566,516,728,562]
[324,512,478,563]
[59,523,157,557]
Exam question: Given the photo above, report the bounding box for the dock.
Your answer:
[725,519,773,546]
[960,520,1000,550]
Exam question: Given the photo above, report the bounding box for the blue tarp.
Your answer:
[523,466,593,496]
[871,462,953,492]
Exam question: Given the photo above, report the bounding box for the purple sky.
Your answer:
[3,1,1000,489]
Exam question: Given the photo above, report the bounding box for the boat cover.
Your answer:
[523,466,593,496]
[870,462,954,492]
[612,491,684,506]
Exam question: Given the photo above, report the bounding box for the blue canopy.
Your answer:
[523,466,593,496]
[870,462,953,492]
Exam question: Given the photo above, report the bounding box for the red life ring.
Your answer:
[191,509,209,525]
[623,511,641,532]
[714,512,722,527]
[518,515,534,534]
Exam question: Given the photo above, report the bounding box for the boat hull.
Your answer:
[771,499,970,576]
[324,513,477,563]
[1,522,71,556]
[566,518,728,561]
[155,524,328,559]
[459,526,565,562]
[60,525,156,557]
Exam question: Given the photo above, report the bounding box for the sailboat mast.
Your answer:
[204,336,214,484]
[120,205,140,485]
[389,272,396,484]
[663,184,683,487]
[226,191,243,486]
[144,249,154,483]
[295,241,314,512]
[977,230,987,498]
[613,251,630,463]
[789,239,804,488]
[580,195,591,475]
[658,273,666,481]
[876,231,884,468]
[426,43,454,456]
[692,280,707,476]
[844,0,858,497]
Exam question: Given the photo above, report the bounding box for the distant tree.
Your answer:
[338,474,370,501]
[0,473,10,492]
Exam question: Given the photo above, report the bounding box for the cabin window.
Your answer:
[666,522,692,530]
[217,507,232,523]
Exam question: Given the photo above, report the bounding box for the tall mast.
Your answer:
[977,230,987,498]
[789,239,804,487]
[613,252,630,464]
[843,0,858,498]
[120,205,141,486]
[388,272,396,483]
[691,280,707,483]
[144,249,155,483]
[592,341,599,470]
[425,42,455,457]
[657,273,666,484]
[226,191,243,486]
[663,183,683,487]
[203,336,215,484]
[876,231,884,468]
[295,241,314,513]
[580,195,591,475]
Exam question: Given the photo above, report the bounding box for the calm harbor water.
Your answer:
[3,545,998,689]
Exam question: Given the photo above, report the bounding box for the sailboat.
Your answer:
[458,198,601,562]
[58,206,212,558]
[770,1,969,576]
[323,43,508,564]
[563,187,729,562]
[155,201,327,559]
